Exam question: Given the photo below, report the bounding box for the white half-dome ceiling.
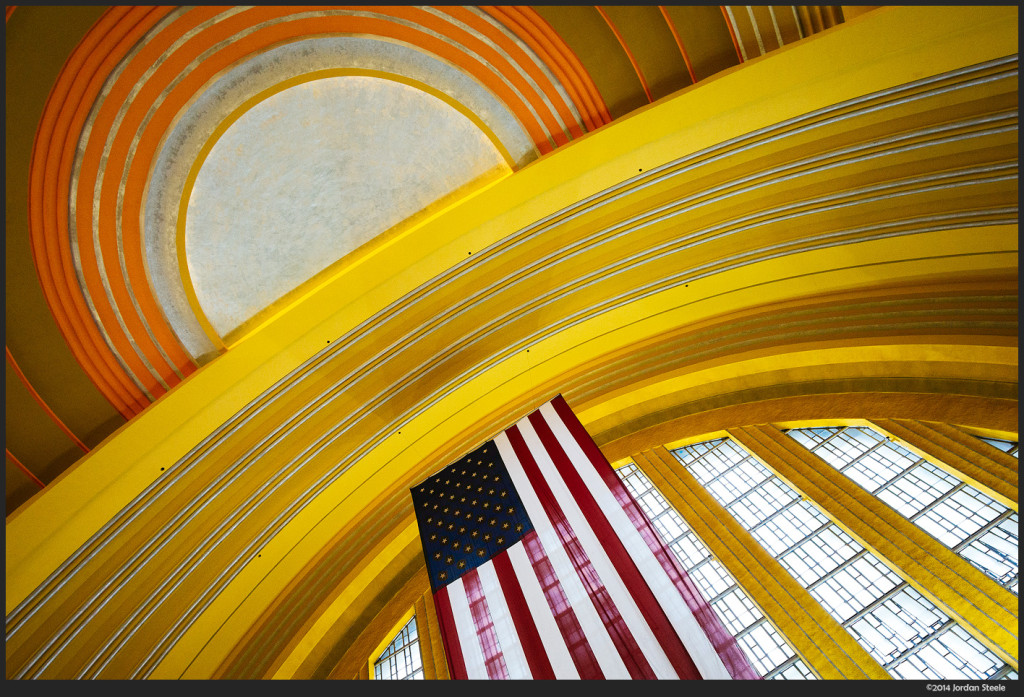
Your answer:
[183,74,510,340]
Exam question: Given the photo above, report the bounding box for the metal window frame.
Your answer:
[672,437,1013,680]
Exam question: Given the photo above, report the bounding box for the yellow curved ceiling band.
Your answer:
[4,6,1017,679]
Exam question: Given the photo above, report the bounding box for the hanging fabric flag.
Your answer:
[410,395,759,679]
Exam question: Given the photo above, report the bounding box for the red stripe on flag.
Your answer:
[529,409,702,679]
[462,569,511,679]
[433,586,468,680]
[521,532,604,679]
[493,548,557,679]
[506,424,655,679]
[549,395,761,680]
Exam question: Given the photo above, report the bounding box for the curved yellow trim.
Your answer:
[6,6,1017,679]
[175,68,517,353]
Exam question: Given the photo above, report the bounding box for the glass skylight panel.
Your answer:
[959,514,1019,594]
[616,461,813,679]
[373,616,424,680]
[672,438,1014,680]
[787,426,1018,593]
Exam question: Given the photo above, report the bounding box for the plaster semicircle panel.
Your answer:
[182,73,513,343]
[144,36,535,364]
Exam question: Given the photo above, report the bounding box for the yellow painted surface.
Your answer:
[5,5,1018,678]
[870,419,1018,509]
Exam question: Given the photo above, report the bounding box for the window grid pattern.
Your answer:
[373,616,424,680]
[616,462,815,679]
[788,427,1018,594]
[672,438,1014,680]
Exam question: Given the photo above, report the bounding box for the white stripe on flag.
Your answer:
[537,402,733,679]
[446,576,489,679]
[516,415,678,679]
[475,561,532,679]
[504,542,581,679]
[494,432,632,679]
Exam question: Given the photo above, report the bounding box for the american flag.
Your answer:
[410,396,759,679]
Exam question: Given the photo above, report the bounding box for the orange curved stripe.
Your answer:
[6,449,46,489]
[6,6,16,23]
[35,6,171,416]
[51,6,177,402]
[99,6,553,380]
[389,6,564,149]
[503,6,612,127]
[659,6,697,84]
[102,4,561,364]
[595,6,653,103]
[446,5,582,144]
[74,6,222,390]
[89,5,555,387]
[483,5,598,135]
[41,4,615,421]
[6,346,90,453]
[720,5,745,63]
[29,6,150,418]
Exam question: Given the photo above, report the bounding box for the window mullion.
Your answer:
[908,481,967,523]
[752,515,832,561]
[951,508,1015,553]
[806,426,850,453]
[835,437,891,479]
[879,618,957,672]
[865,455,925,497]
[763,655,803,679]
[677,439,741,488]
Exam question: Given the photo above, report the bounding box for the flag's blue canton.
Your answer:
[412,441,534,593]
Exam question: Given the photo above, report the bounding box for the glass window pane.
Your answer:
[614,462,814,679]
[977,437,1019,458]
[672,437,1014,679]
[373,616,424,680]
[787,427,1018,594]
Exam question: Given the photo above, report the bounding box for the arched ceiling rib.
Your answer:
[7,5,855,515]
[5,6,1017,678]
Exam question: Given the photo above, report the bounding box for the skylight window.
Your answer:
[787,427,1018,594]
[672,438,1015,680]
[616,462,815,679]
[373,615,424,680]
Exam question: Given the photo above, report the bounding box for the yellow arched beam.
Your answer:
[599,392,1018,467]
[5,5,1017,679]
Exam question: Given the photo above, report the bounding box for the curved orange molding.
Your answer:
[387,5,565,150]
[595,6,653,103]
[659,6,697,85]
[32,5,613,424]
[6,346,90,453]
[720,5,745,63]
[484,6,611,131]
[74,5,224,381]
[6,6,16,23]
[29,6,162,418]
[6,449,45,489]
[447,5,581,144]
[54,7,184,402]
